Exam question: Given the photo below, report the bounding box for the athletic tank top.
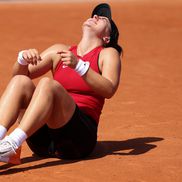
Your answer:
[53,45,105,123]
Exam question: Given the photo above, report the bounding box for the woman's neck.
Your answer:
[77,32,103,57]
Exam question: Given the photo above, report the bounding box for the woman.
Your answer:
[0,3,122,164]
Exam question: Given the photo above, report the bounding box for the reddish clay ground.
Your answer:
[0,0,182,181]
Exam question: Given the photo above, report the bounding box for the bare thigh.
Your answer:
[37,77,76,129]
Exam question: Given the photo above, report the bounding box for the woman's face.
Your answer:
[83,15,111,38]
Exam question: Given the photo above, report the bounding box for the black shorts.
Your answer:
[26,105,98,160]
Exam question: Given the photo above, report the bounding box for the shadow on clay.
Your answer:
[91,136,164,158]
[0,137,164,175]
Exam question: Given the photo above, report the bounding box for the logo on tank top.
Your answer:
[62,65,68,68]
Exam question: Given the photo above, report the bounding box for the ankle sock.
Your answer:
[0,125,7,139]
[9,128,28,148]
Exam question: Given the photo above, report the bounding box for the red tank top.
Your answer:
[53,45,105,123]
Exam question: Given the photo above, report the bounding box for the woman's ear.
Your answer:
[103,36,110,44]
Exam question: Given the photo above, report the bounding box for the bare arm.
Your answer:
[82,48,121,99]
[58,47,121,99]
[12,44,69,79]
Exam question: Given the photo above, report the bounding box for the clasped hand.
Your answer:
[21,49,78,69]
[57,50,78,69]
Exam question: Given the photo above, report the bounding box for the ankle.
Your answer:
[9,128,27,148]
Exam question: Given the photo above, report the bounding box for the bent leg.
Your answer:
[0,75,35,129]
[0,77,75,162]
[18,77,76,137]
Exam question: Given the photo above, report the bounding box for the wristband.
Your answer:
[74,59,90,76]
[17,50,28,65]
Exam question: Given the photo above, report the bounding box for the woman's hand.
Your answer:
[22,49,42,65]
[57,50,78,69]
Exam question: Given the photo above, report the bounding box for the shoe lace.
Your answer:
[0,138,16,152]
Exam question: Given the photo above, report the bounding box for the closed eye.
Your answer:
[99,16,111,31]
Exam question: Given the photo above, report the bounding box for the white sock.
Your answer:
[0,125,7,140]
[9,128,27,148]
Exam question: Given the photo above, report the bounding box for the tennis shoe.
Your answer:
[0,136,21,164]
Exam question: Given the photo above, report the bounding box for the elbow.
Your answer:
[104,87,117,99]
[103,81,119,99]
[105,95,113,99]
[105,92,115,99]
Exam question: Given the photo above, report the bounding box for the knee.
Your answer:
[37,77,55,92]
[37,77,64,94]
[11,75,34,90]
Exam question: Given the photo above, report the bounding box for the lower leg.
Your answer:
[2,81,55,150]
[0,75,35,139]
[18,78,75,138]
[18,81,54,138]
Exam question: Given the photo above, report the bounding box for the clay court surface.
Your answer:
[0,0,182,181]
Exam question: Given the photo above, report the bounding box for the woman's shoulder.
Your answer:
[101,47,120,55]
[97,47,121,71]
[100,47,120,60]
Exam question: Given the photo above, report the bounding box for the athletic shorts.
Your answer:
[26,105,98,160]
